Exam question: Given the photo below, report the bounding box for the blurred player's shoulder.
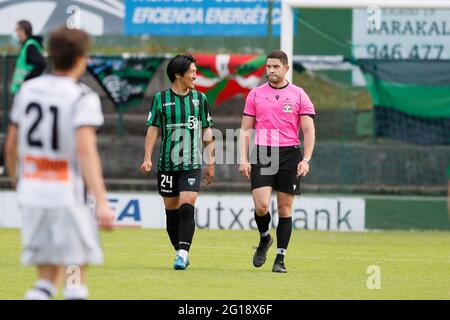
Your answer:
[17,74,50,93]
[17,76,100,116]
[20,74,87,95]
[77,82,100,101]
[78,82,96,94]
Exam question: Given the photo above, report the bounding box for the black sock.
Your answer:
[166,208,180,251]
[178,203,195,252]
[255,211,271,244]
[276,217,292,260]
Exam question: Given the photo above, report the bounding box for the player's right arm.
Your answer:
[4,124,18,188]
[239,116,255,180]
[140,94,161,174]
[77,126,114,230]
[140,126,159,174]
[4,90,22,189]
[239,90,257,180]
[75,91,114,230]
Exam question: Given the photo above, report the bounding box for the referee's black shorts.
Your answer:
[250,145,302,195]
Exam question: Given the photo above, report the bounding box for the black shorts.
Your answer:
[250,145,302,195]
[157,169,202,197]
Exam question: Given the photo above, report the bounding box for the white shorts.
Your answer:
[21,205,103,266]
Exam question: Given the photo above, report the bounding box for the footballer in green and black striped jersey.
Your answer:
[141,54,215,271]
[147,88,213,172]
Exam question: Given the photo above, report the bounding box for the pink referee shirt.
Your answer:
[243,82,315,146]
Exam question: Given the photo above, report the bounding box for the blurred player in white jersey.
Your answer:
[4,26,114,300]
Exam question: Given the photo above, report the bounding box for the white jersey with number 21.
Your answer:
[10,74,104,208]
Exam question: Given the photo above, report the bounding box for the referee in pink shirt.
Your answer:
[239,50,316,273]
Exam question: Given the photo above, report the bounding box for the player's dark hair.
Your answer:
[17,20,32,38]
[266,50,288,66]
[167,54,196,83]
[48,26,90,71]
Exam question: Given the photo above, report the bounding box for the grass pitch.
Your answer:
[0,228,448,300]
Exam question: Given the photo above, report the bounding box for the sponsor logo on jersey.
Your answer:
[24,155,69,182]
[188,116,199,129]
[165,117,199,130]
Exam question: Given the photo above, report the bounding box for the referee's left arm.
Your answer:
[298,115,315,177]
[202,127,215,185]
[201,93,215,167]
[301,115,315,161]
[202,127,215,166]
[201,93,215,185]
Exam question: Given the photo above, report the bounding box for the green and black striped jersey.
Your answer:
[146,88,214,172]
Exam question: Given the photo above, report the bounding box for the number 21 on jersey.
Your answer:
[23,102,67,182]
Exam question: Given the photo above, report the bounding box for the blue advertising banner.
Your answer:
[124,0,283,36]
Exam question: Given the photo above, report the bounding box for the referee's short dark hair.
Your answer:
[167,54,196,83]
[48,26,90,71]
[17,20,32,38]
[267,50,288,66]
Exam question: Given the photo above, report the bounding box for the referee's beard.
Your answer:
[266,74,286,86]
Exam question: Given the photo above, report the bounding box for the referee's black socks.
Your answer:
[276,216,292,261]
[165,208,180,251]
[255,211,271,244]
[178,203,196,252]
